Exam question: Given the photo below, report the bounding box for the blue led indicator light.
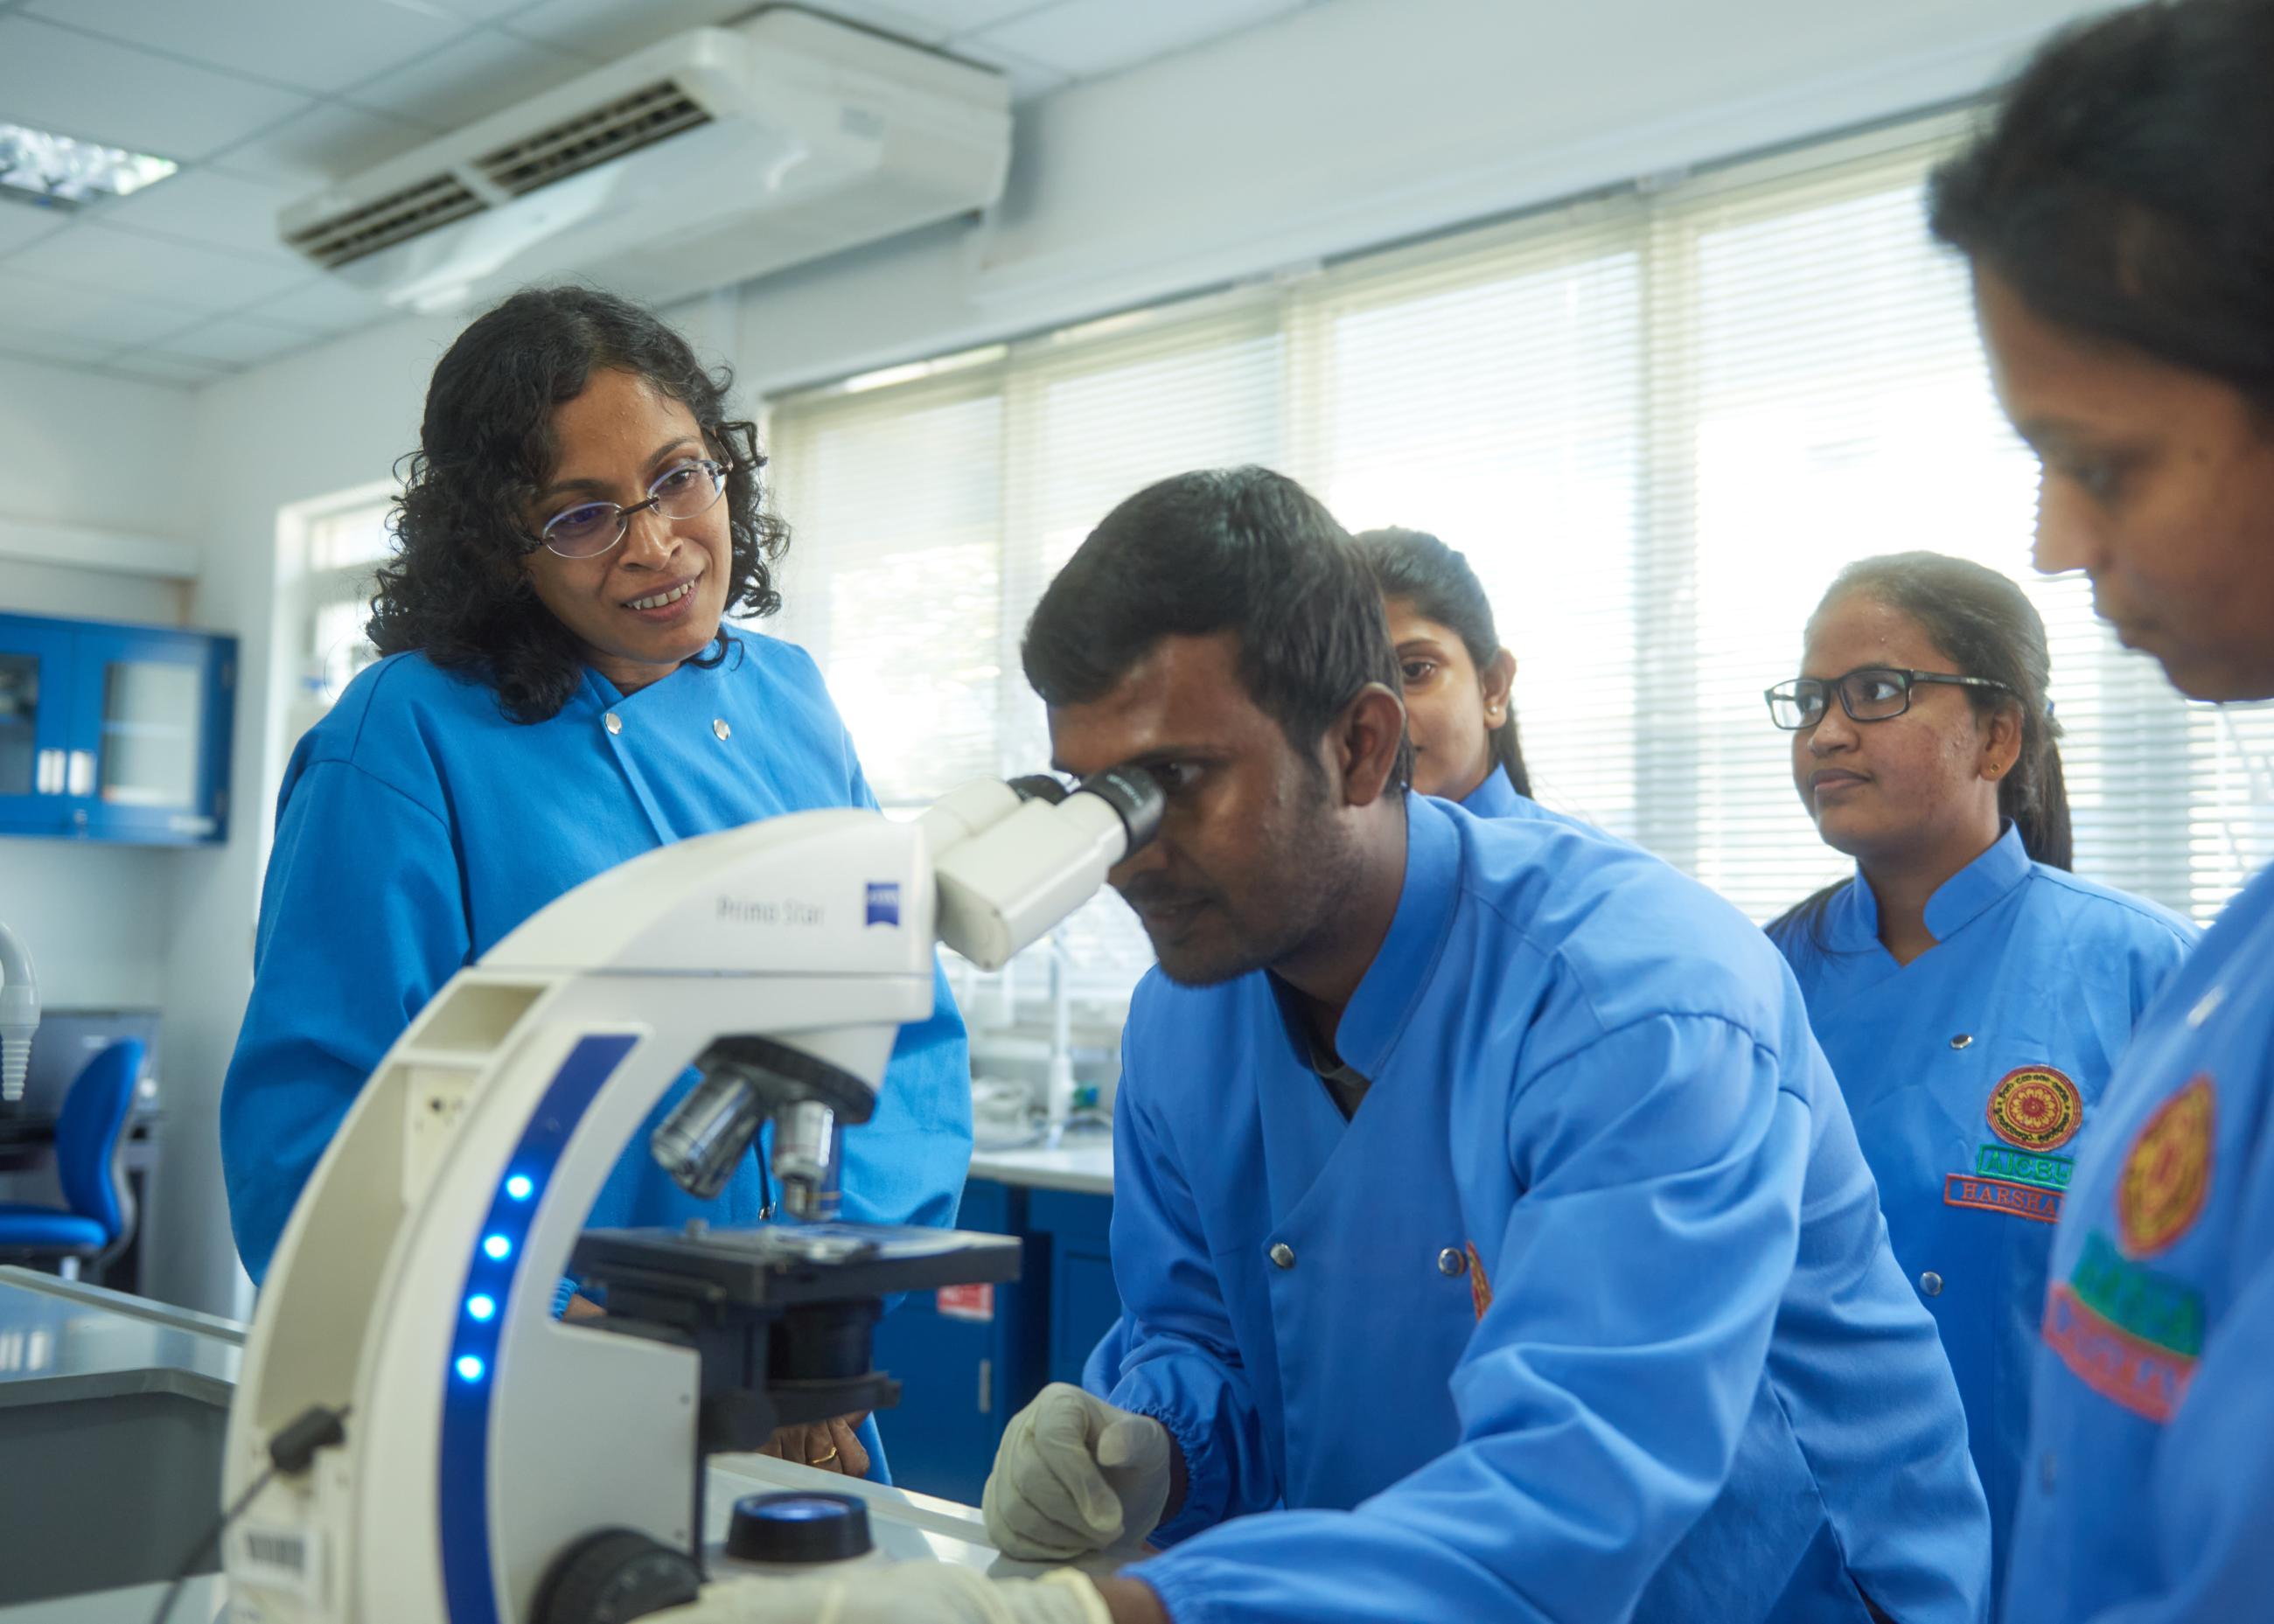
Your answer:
[455,1355,485,1383]
[466,1293,496,1321]
[504,1174,534,1201]
[482,1234,512,1261]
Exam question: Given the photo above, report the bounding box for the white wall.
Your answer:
[729,0,2106,392]
[132,0,2109,1313]
[0,354,197,1013]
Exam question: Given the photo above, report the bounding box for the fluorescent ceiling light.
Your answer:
[0,122,177,209]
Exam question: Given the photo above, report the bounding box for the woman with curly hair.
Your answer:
[219,287,970,1481]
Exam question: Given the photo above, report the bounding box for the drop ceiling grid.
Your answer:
[0,0,1317,387]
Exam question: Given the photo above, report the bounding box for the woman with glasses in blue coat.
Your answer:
[1765,551,2195,1605]
[219,288,971,1481]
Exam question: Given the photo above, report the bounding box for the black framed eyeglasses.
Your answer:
[525,457,733,559]
[1765,666,2012,730]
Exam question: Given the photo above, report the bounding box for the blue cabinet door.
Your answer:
[1028,1188,1120,1391]
[62,624,234,844]
[0,616,80,837]
[872,1179,1045,1506]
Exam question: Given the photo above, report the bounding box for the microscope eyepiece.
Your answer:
[1076,763,1166,854]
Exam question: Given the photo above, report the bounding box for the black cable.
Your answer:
[150,1403,352,1624]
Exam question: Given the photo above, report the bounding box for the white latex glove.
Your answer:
[982,1383,1174,1561]
[650,1564,1111,1624]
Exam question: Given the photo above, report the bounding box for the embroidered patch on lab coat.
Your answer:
[1944,1173,2062,1223]
[2043,1281,2194,1424]
[2067,1230,2203,1358]
[1975,1143,2075,1190]
[2118,1077,2215,1258]
[1466,1242,1492,1321]
[1986,1064,2084,1153]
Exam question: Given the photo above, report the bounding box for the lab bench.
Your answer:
[875,1141,1120,1504]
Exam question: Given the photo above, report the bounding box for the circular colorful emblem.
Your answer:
[1986,1064,2084,1153]
[2119,1077,2215,1258]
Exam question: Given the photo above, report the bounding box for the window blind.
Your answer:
[764,114,2274,1014]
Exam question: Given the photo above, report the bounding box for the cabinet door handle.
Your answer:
[66,749,94,798]
[34,749,61,795]
[977,1357,992,1415]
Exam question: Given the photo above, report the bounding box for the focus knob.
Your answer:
[726,1491,873,1565]
[535,1529,702,1624]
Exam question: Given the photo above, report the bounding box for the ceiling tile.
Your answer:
[150,313,320,366]
[0,263,210,349]
[0,198,71,259]
[90,169,298,259]
[966,0,1304,80]
[423,0,552,20]
[246,275,396,336]
[0,16,313,162]
[502,0,769,60]
[0,330,121,372]
[945,38,1070,101]
[206,101,437,192]
[24,0,472,95]
[345,28,592,131]
[7,221,309,310]
[98,351,235,388]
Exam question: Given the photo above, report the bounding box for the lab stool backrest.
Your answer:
[56,1037,143,1244]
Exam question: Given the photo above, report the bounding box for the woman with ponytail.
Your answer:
[1764,550,2194,1602]
[1354,527,1546,818]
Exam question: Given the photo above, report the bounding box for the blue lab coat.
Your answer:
[1456,764,1560,823]
[1076,767,1588,1392]
[1772,825,2195,1605]
[220,632,972,1339]
[2003,855,2274,1620]
[1100,794,1991,1624]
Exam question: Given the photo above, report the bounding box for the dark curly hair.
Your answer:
[368,286,788,722]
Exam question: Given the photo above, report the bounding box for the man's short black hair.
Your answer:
[1022,465,1413,787]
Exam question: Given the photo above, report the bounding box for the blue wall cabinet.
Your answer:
[0,613,235,845]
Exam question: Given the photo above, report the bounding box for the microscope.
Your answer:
[220,765,1162,1624]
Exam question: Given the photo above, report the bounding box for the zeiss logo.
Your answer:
[865,882,902,928]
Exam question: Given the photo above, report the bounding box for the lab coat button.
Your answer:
[713,718,731,741]
[1268,1243,1295,1270]
[1919,1271,1943,1297]
[1950,1034,1973,1049]
[1437,1247,1466,1277]
[603,711,623,735]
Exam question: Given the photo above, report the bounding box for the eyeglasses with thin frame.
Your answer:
[525,457,733,559]
[1764,666,2013,730]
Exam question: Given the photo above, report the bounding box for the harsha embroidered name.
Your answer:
[1944,1172,2062,1224]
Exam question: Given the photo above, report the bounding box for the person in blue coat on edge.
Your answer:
[661,465,1991,1624]
[1928,1,2274,1615]
[219,288,970,1483]
[1765,552,2197,1606]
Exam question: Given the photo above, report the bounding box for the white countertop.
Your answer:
[966,1140,1113,1195]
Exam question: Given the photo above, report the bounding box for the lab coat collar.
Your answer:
[1322,792,1462,1081]
[1459,769,1522,820]
[1825,820,2030,953]
[1923,821,2032,941]
[578,630,743,711]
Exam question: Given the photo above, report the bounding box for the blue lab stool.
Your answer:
[0,1037,143,1282]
